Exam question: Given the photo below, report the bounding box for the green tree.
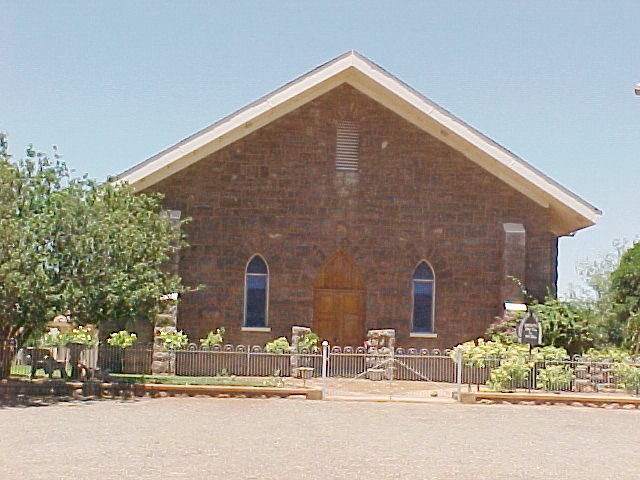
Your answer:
[610,241,640,352]
[573,240,628,348]
[0,135,64,374]
[529,297,594,356]
[0,136,186,377]
[48,177,185,330]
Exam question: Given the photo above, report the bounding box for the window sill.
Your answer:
[410,332,438,338]
[241,327,272,333]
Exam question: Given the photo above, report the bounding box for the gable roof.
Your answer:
[118,50,601,236]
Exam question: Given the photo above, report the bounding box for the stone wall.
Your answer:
[147,84,556,349]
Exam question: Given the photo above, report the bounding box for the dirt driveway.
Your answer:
[1,397,638,479]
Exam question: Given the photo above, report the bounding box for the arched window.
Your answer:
[244,255,269,327]
[412,261,435,333]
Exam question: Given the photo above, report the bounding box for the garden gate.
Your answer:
[320,343,461,401]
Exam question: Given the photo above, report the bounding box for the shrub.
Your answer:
[537,365,574,391]
[451,338,508,368]
[41,328,66,347]
[582,347,632,363]
[484,316,519,343]
[486,356,530,391]
[529,297,594,355]
[533,345,570,362]
[612,363,640,394]
[62,325,97,347]
[158,328,188,350]
[452,337,570,391]
[298,333,319,353]
[611,242,640,314]
[265,336,290,354]
[200,327,225,348]
[106,330,138,349]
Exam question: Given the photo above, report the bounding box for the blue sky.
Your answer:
[3,1,640,294]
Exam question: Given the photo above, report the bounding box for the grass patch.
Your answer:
[10,364,32,377]
[110,374,285,387]
[10,364,68,379]
[9,364,285,388]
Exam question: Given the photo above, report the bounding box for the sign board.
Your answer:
[516,312,542,345]
[504,302,527,312]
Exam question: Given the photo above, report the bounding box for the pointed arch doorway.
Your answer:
[313,251,366,346]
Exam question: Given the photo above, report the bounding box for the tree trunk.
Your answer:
[68,343,83,380]
[0,343,15,379]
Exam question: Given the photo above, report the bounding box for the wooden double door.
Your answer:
[313,252,366,346]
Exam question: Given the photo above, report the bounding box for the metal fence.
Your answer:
[175,345,298,377]
[449,356,640,394]
[6,341,640,397]
[13,344,100,372]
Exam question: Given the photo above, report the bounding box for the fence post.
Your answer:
[321,341,329,398]
[246,346,251,377]
[455,345,463,401]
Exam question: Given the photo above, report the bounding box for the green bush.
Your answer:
[452,339,568,366]
[62,325,97,347]
[537,365,574,391]
[298,333,319,353]
[265,336,290,353]
[612,363,640,394]
[452,338,569,391]
[158,328,188,350]
[451,338,509,368]
[533,345,570,362]
[484,315,520,343]
[106,330,138,349]
[529,297,594,355]
[41,328,66,347]
[582,347,632,362]
[200,327,225,348]
[486,356,531,391]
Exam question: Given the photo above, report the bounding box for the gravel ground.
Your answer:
[1,397,639,479]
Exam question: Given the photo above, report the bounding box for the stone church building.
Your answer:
[119,52,600,349]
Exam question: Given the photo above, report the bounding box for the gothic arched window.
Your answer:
[244,255,269,327]
[412,261,435,333]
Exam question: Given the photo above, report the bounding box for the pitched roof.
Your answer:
[118,50,601,236]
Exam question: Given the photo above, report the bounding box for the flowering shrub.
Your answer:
[158,328,188,350]
[265,337,290,353]
[537,365,574,391]
[452,338,570,391]
[63,325,97,347]
[200,328,225,348]
[486,356,531,391]
[533,345,570,362]
[451,339,496,368]
[106,330,138,349]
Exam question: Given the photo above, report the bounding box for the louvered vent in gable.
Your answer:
[336,121,359,171]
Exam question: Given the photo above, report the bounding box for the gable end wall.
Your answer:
[148,84,557,348]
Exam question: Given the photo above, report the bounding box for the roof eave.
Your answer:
[116,51,601,235]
